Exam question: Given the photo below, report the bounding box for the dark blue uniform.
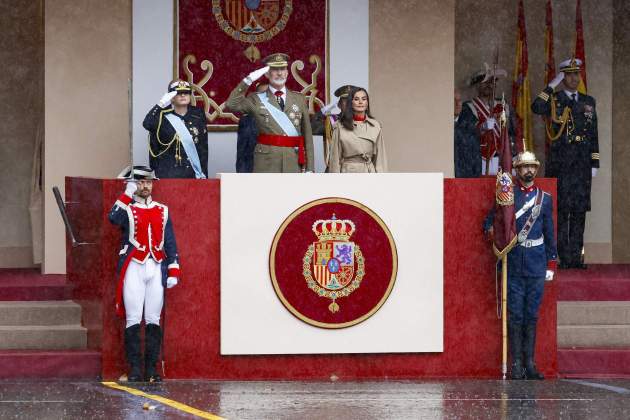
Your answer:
[531,87,599,267]
[235,114,257,173]
[143,105,209,179]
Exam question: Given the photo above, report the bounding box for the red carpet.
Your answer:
[0,269,70,301]
[0,350,101,379]
[558,348,630,378]
[558,264,630,301]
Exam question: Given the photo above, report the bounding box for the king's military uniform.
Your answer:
[531,59,599,268]
[227,53,314,173]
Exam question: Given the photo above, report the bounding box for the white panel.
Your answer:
[221,173,443,355]
[132,0,173,166]
[133,0,369,175]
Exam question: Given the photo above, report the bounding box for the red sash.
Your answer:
[472,97,503,160]
[258,134,306,166]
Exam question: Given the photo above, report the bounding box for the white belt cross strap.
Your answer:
[516,188,544,244]
[520,236,544,248]
[515,195,537,220]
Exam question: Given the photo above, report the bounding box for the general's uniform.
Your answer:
[226,53,314,173]
[108,168,180,382]
[531,59,599,268]
[143,81,208,179]
[328,116,387,173]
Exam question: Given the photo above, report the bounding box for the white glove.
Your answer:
[158,91,177,108]
[545,270,554,281]
[124,181,137,197]
[592,168,598,178]
[244,66,270,86]
[320,102,338,116]
[548,72,565,89]
[482,118,497,131]
[166,277,178,288]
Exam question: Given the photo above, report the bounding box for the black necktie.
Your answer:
[274,91,285,110]
[572,93,577,102]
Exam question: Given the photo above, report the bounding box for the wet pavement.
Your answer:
[1,379,629,419]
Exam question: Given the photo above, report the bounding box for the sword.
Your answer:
[52,186,92,247]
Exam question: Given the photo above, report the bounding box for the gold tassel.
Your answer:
[328,300,339,313]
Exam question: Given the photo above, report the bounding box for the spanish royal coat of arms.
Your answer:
[269,198,398,329]
[303,215,365,314]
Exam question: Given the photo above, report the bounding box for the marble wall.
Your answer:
[0,1,44,267]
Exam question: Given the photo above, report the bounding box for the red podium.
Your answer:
[65,177,557,380]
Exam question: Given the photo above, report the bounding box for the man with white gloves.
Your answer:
[484,152,558,380]
[109,166,180,382]
[226,53,314,173]
[531,58,599,269]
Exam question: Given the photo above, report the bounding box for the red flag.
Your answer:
[511,0,532,153]
[575,0,587,93]
[544,0,556,85]
[493,103,517,257]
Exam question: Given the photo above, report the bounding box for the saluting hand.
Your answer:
[158,91,177,108]
[548,72,565,89]
[320,102,339,116]
[124,181,137,197]
[244,66,270,85]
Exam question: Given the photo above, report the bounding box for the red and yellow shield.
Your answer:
[270,198,397,329]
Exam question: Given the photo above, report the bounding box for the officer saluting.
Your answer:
[531,58,599,269]
[227,53,314,173]
[485,152,558,380]
[143,80,208,179]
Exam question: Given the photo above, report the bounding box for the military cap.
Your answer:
[334,85,356,98]
[559,58,583,73]
[117,165,159,180]
[263,53,289,68]
[513,151,540,167]
[168,80,192,93]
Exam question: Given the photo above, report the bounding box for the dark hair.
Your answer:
[340,87,372,131]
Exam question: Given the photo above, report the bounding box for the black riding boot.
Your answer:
[508,323,526,380]
[524,323,545,380]
[145,323,162,383]
[124,324,143,382]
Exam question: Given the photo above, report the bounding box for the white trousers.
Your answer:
[123,258,164,328]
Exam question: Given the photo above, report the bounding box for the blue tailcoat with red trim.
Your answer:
[108,193,180,316]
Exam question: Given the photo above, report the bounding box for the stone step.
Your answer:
[558,301,630,326]
[0,301,82,326]
[0,350,101,379]
[558,325,630,348]
[0,325,87,350]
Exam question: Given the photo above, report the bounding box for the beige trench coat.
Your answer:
[328,117,387,173]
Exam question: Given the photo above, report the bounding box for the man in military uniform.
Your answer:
[485,152,557,380]
[227,53,314,173]
[531,58,599,269]
[143,80,208,179]
[456,64,514,177]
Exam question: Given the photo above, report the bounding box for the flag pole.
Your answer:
[501,254,508,380]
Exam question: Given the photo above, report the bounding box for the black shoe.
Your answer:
[558,261,571,270]
[524,324,544,380]
[508,323,526,380]
[145,323,163,382]
[124,324,143,382]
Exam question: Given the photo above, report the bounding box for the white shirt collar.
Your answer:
[564,90,578,100]
[269,85,286,97]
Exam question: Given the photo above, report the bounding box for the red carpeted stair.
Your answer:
[558,264,630,378]
[0,269,101,379]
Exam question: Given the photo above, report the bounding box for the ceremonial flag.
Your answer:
[544,0,556,85]
[511,0,533,153]
[574,0,588,94]
[543,0,556,154]
[492,102,517,257]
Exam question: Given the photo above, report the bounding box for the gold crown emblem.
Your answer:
[275,54,282,61]
[177,81,190,88]
[312,214,355,241]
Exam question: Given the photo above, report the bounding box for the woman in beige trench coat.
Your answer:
[329,87,387,173]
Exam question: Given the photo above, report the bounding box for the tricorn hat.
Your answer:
[117,165,159,180]
[334,85,356,98]
[469,62,508,86]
